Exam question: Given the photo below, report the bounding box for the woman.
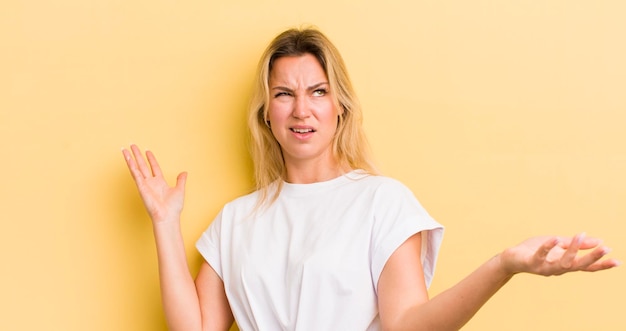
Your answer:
[122,28,619,331]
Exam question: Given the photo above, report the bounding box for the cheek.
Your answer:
[268,100,290,122]
[320,103,340,126]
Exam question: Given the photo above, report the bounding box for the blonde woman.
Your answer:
[122,28,619,331]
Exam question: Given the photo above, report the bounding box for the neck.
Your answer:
[284,157,350,184]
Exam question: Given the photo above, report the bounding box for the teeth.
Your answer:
[292,128,313,133]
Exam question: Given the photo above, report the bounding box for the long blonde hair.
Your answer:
[247,27,377,207]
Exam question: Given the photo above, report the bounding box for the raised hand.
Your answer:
[122,144,188,224]
[499,233,620,276]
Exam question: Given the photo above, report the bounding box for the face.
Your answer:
[268,53,340,168]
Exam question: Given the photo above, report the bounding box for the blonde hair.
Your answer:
[247,27,377,207]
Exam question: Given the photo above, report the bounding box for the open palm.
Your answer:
[122,144,188,224]
[500,234,618,276]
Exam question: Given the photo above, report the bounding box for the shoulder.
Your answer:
[357,174,433,220]
[221,189,261,214]
[351,172,416,197]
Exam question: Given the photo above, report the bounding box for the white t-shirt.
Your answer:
[196,170,444,331]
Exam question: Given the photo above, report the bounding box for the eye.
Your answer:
[274,91,291,98]
[312,88,327,97]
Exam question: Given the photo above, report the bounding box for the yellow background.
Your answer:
[2,1,624,330]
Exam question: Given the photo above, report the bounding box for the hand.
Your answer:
[499,233,620,276]
[122,144,188,224]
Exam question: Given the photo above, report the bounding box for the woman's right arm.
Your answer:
[122,144,233,331]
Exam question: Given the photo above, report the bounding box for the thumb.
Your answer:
[175,171,188,191]
[534,237,560,261]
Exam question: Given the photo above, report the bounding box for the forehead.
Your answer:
[269,54,328,84]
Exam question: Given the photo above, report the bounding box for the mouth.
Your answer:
[290,128,316,133]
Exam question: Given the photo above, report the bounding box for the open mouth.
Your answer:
[290,128,315,133]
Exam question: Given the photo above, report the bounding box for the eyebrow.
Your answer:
[270,82,329,92]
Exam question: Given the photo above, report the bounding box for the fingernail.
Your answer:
[578,232,586,245]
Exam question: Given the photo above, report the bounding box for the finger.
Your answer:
[559,235,601,250]
[578,237,602,250]
[577,246,619,271]
[583,258,621,272]
[145,150,163,178]
[122,148,144,182]
[573,245,611,270]
[176,172,188,192]
[534,237,560,261]
[130,144,152,178]
[560,233,585,268]
[122,148,132,165]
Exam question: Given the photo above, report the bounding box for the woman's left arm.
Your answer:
[377,232,620,331]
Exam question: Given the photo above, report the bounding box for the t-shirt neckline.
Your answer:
[280,169,369,197]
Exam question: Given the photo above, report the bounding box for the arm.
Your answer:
[378,232,620,331]
[122,145,232,331]
[196,262,235,330]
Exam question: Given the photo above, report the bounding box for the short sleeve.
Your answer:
[195,210,224,279]
[370,179,444,291]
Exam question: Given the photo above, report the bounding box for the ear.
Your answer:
[338,103,348,117]
[335,100,346,116]
[258,106,270,128]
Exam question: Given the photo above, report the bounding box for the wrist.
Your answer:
[152,218,183,234]
[492,251,517,280]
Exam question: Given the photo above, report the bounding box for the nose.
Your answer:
[292,95,311,119]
